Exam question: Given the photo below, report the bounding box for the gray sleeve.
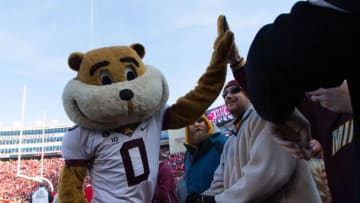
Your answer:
[215,122,296,202]
[61,127,93,160]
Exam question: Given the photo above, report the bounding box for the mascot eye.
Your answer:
[100,71,113,85]
[125,66,137,81]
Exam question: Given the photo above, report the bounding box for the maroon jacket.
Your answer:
[152,162,177,203]
[298,95,355,203]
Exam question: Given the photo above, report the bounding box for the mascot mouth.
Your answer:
[72,99,134,124]
[72,99,111,124]
[72,99,90,120]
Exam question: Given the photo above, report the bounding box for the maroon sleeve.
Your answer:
[297,95,319,140]
[153,163,174,201]
[232,66,248,91]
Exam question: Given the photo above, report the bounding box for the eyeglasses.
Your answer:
[222,86,242,98]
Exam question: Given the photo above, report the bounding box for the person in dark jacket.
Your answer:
[242,1,360,201]
[298,81,355,203]
[220,11,357,202]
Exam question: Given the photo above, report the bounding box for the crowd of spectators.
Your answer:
[0,157,63,203]
[159,148,185,184]
[0,148,184,203]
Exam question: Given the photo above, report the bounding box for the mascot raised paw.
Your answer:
[58,15,233,203]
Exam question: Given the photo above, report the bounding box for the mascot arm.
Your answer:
[58,165,88,203]
[58,127,91,203]
[164,16,234,129]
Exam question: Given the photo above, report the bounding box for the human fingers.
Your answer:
[308,88,328,96]
[309,94,327,103]
[310,139,321,151]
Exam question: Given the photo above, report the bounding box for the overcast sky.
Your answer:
[0,0,298,128]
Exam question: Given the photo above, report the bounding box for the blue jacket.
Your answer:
[184,132,227,194]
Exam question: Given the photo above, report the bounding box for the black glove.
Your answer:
[196,195,216,203]
[186,192,200,203]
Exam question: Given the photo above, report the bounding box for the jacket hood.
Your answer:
[185,114,219,145]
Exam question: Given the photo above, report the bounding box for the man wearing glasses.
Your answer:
[196,80,321,203]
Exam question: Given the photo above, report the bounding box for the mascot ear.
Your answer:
[130,43,145,59]
[68,52,84,71]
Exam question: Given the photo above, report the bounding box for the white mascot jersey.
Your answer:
[62,106,167,202]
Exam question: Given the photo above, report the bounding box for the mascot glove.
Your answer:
[217,15,245,71]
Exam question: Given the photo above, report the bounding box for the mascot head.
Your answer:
[62,43,169,130]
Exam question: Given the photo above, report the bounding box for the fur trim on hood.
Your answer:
[185,114,218,145]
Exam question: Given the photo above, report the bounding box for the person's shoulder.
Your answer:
[210,132,227,143]
[241,107,275,140]
[246,106,269,125]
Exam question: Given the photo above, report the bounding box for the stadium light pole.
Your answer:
[16,85,26,176]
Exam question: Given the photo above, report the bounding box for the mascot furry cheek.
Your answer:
[58,15,233,203]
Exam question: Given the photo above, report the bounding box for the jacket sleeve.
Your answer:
[215,120,296,202]
[232,61,248,91]
[245,8,344,124]
[153,164,173,201]
[297,95,320,140]
[202,141,229,196]
[58,127,90,203]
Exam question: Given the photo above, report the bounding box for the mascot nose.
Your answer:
[119,89,134,101]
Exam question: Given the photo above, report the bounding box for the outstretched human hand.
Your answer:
[308,80,352,113]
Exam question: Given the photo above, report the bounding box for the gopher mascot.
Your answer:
[58,16,234,202]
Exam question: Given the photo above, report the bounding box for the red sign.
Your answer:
[206,104,233,125]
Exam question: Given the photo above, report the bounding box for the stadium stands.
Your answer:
[0,157,63,202]
[0,104,233,202]
[0,125,183,202]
